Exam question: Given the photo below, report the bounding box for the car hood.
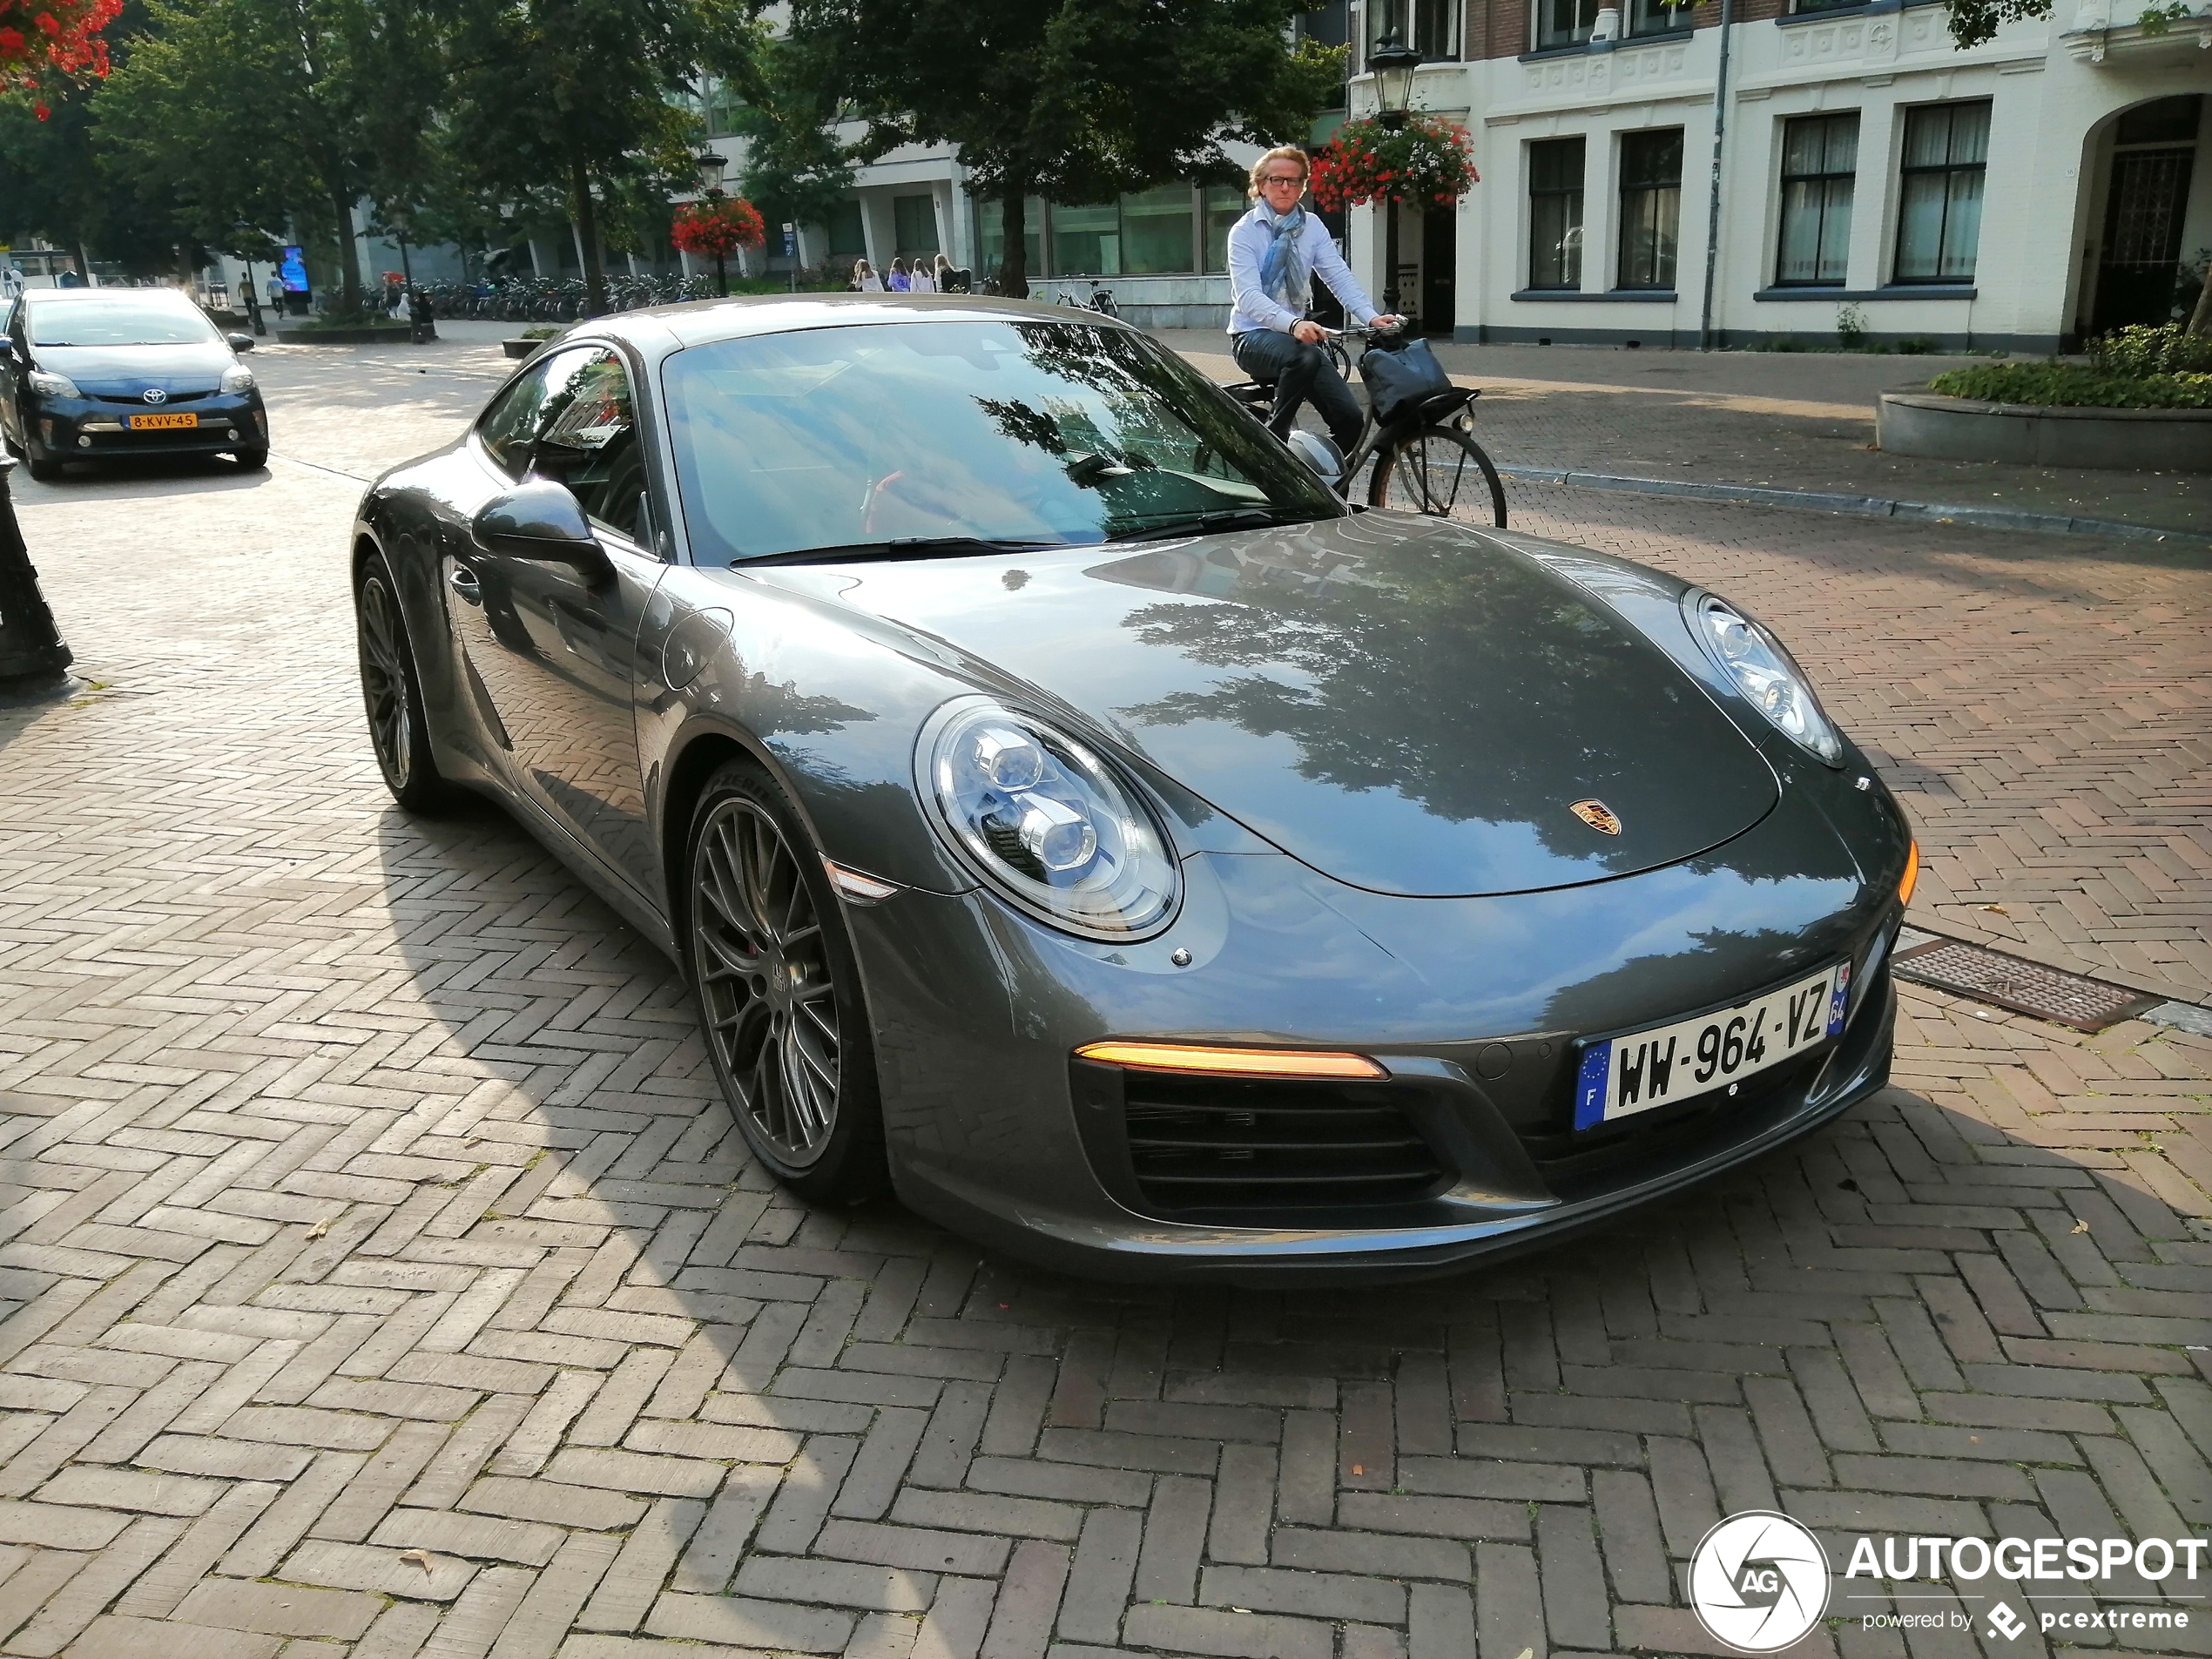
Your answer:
[752,515,1780,899]
[33,341,230,396]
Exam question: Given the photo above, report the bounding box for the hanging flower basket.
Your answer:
[1,0,124,118]
[1310,113,1479,212]
[671,197,766,260]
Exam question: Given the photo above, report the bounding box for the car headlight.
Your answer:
[27,369,81,399]
[1686,591,1843,765]
[921,698,1178,940]
[221,364,255,394]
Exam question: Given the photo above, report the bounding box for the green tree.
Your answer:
[794,0,1341,295]
[439,0,758,316]
[93,0,441,314]
[727,33,853,253]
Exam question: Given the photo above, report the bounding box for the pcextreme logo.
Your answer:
[1689,1511,2209,1653]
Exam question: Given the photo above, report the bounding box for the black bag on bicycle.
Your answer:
[1359,336,1453,427]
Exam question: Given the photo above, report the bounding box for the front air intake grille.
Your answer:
[1123,1073,1449,1214]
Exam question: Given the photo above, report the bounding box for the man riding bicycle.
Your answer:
[1227,145,1404,456]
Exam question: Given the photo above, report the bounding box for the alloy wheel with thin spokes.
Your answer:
[1369,426,1508,526]
[357,571,414,792]
[693,792,847,1169]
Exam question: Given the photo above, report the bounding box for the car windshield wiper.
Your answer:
[735,536,1075,568]
[1108,509,1331,544]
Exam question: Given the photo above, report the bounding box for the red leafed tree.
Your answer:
[671,196,767,259]
[1,0,123,118]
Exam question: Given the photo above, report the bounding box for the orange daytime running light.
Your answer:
[1898,840,1919,907]
[1074,1042,1388,1080]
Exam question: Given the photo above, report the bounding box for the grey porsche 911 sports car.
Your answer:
[349,294,1915,1281]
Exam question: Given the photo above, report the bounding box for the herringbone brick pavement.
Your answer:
[0,345,2207,1659]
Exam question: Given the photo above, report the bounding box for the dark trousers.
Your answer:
[1232,327,1362,451]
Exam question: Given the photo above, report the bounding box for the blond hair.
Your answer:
[1247,145,1311,200]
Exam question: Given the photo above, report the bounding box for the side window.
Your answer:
[476,349,582,478]
[475,347,651,546]
[530,350,647,543]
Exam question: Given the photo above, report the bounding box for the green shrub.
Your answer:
[1896,336,1939,355]
[1926,361,2212,409]
[2087,322,2212,378]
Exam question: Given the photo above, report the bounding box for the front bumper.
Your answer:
[851,755,1911,1283]
[35,392,266,460]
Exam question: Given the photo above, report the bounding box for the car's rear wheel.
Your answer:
[689,763,887,1204]
[355,554,454,812]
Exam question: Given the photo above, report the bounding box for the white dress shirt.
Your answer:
[1225,205,1378,336]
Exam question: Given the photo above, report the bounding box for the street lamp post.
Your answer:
[694,150,731,298]
[0,457,74,698]
[233,221,266,338]
[1368,21,1423,318]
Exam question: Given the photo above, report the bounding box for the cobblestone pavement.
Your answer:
[1160,334,2212,540]
[1,343,2209,1659]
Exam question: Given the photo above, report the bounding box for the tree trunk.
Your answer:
[571,156,609,318]
[994,183,1029,298]
[327,176,364,317]
[2188,260,2212,338]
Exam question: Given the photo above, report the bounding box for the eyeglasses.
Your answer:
[1261,173,1305,186]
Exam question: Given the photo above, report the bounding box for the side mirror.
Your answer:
[470,480,613,583]
[226,333,254,352]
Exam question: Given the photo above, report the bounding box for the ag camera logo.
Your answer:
[1691,1511,1831,1652]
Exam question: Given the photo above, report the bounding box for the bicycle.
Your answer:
[1221,323,1507,527]
[1086,283,1119,320]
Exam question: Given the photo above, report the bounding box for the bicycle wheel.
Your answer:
[1324,335,1352,382]
[1366,425,1507,527]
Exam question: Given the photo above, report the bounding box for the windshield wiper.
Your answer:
[1108,509,1329,544]
[736,536,1073,568]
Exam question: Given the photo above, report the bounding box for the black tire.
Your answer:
[354,553,455,812]
[689,762,887,1204]
[1323,335,1352,382]
[1367,424,1507,527]
[234,448,269,470]
[24,428,61,482]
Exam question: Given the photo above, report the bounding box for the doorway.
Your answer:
[2091,95,2199,334]
[1421,203,1457,335]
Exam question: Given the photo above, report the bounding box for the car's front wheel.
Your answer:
[355,553,454,812]
[23,428,61,482]
[234,448,268,471]
[689,763,887,1204]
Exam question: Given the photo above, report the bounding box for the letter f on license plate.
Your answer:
[1573,963,1846,1130]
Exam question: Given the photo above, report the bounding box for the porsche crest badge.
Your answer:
[1569,799,1622,835]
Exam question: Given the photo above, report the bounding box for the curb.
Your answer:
[1495,465,2210,550]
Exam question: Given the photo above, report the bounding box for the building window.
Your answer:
[1374,0,1462,57]
[976,195,1044,283]
[893,194,940,255]
[1895,102,1989,283]
[1617,128,1683,289]
[1300,0,1351,110]
[1049,202,1122,275]
[1204,185,1248,273]
[1625,0,1694,33]
[823,201,866,258]
[1775,111,1858,287]
[1527,137,1586,290]
[1534,0,1601,50]
[1116,185,1196,275]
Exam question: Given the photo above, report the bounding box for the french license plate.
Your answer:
[1573,963,1848,1130]
[128,412,198,430]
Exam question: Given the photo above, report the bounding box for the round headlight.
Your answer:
[1688,592,1843,765]
[921,698,1178,940]
[221,364,256,394]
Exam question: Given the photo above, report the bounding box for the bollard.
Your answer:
[0,455,74,691]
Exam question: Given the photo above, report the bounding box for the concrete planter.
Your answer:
[502,337,551,360]
[1877,390,2212,473]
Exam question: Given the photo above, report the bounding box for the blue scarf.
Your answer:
[1256,201,1310,312]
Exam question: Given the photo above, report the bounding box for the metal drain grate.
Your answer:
[1893,939,2163,1032]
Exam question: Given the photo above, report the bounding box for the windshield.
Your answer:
[29,299,219,348]
[662,319,1342,563]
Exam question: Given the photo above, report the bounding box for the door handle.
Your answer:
[448,564,483,606]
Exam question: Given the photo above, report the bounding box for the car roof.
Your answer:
[24,287,199,304]
[581,292,1136,354]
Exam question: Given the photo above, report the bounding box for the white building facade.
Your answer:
[1336,0,2209,350]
